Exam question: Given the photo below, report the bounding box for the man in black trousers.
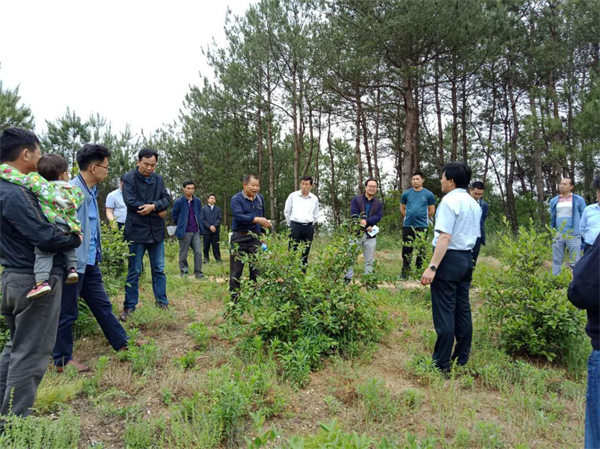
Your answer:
[284,176,319,271]
[229,175,272,299]
[420,162,482,374]
[202,193,222,263]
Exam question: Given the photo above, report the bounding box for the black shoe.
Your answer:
[156,302,169,310]
[120,308,135,322]
[195,273,205,279]
[204,259,209,264]
[216,259,223,263]
[179,272,188,277]
[343,278,351,285]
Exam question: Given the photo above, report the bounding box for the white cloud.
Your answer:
[0,0,254,134]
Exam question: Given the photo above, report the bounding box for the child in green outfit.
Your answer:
[0,154,84,299]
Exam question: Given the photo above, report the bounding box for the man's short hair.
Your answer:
[592,175,600,191]
[411,171,425,179]
[243,174,258,184]
[120,175,125,182]
[182,180,195,188]
[563,177,575,186]
[207,193,216,200]
[471,181,485,190]
[365,178,378,187]
[77,144,111,171]
[138,148,159,161]
[300,176,314,185]
[443,162,471,189]
[0,127,40,163]
[37,154,69,182]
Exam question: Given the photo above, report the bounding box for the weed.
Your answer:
[118,341,159,375]
[174,350,201,370]
[186,322,212,351]
[357,378,397,423]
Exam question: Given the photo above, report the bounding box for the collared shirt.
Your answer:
[284,190,319,225]
[186,198,199,233]
[432,188,482,250]
[106,188,127,224]
[401,188,436,228]
[581,203,600,245]
[81,183,100,266]
[231,191,266,233]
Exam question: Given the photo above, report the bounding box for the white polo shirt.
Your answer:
[284,191,319,226]
[432,188,482,250]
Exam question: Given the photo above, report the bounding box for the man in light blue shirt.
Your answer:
[106,177,127,230]
[421,162,481,374]
[580,175,600,255]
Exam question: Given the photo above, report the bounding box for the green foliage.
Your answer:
[174,350,201,370]
[0,408,81,448]
[356,378,397,422]
[230,223,389,386]
[99,223,130,286]
[118,341,159,375]
[0,69,34,130]
[479,222,585,360]
[186,322,212,351]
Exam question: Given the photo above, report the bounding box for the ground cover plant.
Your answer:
[0,231,589,448]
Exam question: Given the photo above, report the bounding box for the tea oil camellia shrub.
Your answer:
[480,221,585,361]
[230,222,389,385]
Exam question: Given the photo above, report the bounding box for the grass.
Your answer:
[4,236,587,448]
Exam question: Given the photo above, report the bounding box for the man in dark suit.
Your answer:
[202,193,222,263]
[469,181,488,267]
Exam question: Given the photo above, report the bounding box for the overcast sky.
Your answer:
[0,0,254,135]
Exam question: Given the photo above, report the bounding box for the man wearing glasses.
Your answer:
[121,149,172,321]
[53,144,129,372]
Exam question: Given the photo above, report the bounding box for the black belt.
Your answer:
[291,221,314,226]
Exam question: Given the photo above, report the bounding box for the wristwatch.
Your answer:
[429,265,437,271]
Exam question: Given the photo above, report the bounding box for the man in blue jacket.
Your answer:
[229,174,272,299]
[172,180,204,278]
[568,233,600,448]
[549,178,586,275]
[344,178,383,285]
[53,144,129,372]
[202,193,222,263]
[121,149,172,321]
[0,128,81,422]
[469,181,488,267]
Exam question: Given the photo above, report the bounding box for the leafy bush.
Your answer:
[0,407,81,448]
[229,222,389,385]
[98,223,130,296]
[479,221,585,360]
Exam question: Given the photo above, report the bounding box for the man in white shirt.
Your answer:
[421,162,482,375]
[106,177,127,230]
[284,176,319,271]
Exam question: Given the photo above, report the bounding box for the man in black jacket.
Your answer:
[568,233,600,448]
[201,193,222,263]
[121,149,172,321]
[0,128,81,421]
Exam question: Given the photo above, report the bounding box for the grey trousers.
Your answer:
[345,234,377,280]
[0,272,63,419]
[552,234,581,275]
[178,232,203,275]
[34,223,77,283]
[34,247,77,283]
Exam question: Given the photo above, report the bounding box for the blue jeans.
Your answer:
[586,350,600,449]
[53,264,128,366]
[124,241,168,310]
[552,234,581,275]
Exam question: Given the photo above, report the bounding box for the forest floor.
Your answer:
[27,240,587,449]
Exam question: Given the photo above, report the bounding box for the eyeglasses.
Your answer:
[94,164,110,171]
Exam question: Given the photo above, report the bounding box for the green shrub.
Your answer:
[118,341,159,375]
[0,407,81,449]
[230,222,389,385]
[186,322,212,351]
[479,222,585,361]
[98,223,131,295]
